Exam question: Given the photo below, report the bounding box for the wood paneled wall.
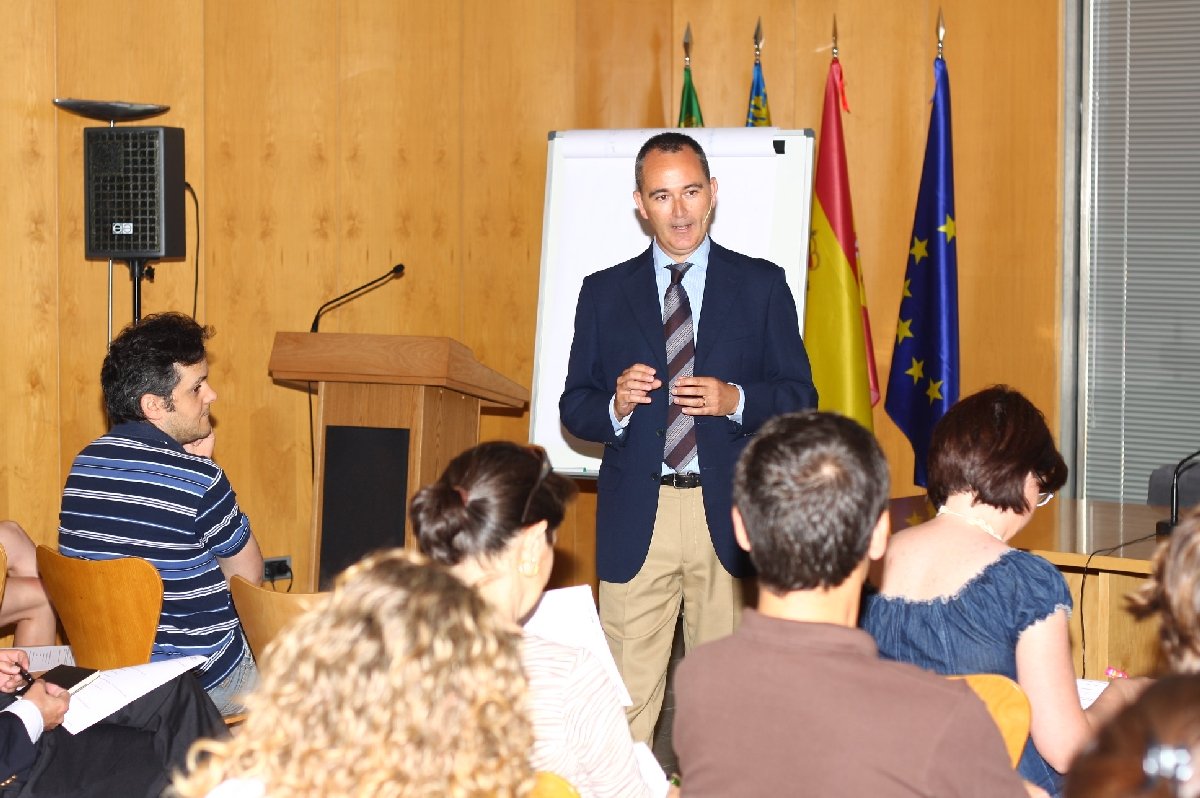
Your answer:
[1,0,1062,591]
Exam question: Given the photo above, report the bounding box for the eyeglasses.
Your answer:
[519,446,553,527]
[1036,491,1054,507]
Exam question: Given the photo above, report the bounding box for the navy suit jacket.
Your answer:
[0,695,38,783]
[560,241,817,582]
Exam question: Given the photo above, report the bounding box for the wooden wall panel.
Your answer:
[0,1,59,541]
[337,0,463,339]
[203,0,340,581]
[465,0,577,451]
[0,0,1064,594]
[576,0,673,129]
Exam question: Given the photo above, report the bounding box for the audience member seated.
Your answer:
[1065,674,1200,798]
[861,386,1142,796]
[0,521,55,646]
[412,442,666,798]
[58,313,263,716]
[0,647,225,797]
[672,411,1030,797]
[1128,505,1200,673]
[172,549,533,798]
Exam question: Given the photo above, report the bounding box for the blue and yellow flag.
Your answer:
[745,61,771,126]
[884,56,959,487]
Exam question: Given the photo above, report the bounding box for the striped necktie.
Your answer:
[664,262,697,470]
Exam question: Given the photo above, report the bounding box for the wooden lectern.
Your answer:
[269,333,528,590]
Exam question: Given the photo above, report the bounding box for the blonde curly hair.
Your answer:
[172,550,534,797]
[1129,505,1200,673]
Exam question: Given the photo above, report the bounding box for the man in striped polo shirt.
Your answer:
[58,313,263,716]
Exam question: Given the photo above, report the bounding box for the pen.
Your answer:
[15,667,35,696]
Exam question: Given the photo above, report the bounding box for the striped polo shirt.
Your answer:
[58,421,253,690]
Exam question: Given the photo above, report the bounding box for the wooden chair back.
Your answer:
[229,575,323,661]
[531,772,581,798]
[0,545,9,607]
[35,545,162,670]
[950,673,1031,767]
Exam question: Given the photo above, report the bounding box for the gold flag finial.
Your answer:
[937,9,946,59]
[683,22,693,67]
[832,15,839,60]
[754,17,763,64]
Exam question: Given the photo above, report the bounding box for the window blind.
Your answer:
[1079,0,1200,502]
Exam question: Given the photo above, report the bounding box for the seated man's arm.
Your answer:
[217,534,262,587]
[200,471,262,587]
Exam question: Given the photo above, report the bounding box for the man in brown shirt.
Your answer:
[672,412,1032,797]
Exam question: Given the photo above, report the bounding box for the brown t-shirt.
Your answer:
[673,609,1028,797]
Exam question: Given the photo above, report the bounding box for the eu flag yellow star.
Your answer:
[937,215,956,243]
[926,378,944,403]
[902,279,912,298]
[904,357,925,384]
[896,318,914,344]
[910,237,929,265]
[905,511,925,528]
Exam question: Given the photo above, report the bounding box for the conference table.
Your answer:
[888,496,1167,679]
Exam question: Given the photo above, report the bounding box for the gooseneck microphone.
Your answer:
[309,264,406,332]
[1156,446,1200,536]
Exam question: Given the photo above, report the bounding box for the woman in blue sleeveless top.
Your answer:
[861,386,1142,797]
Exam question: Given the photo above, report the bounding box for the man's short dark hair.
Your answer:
[926,385,1068,513]
[101,312,212,425]
[634,131,711,191]
[733,412,890,594]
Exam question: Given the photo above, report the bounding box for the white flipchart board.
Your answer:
[529,128,815,477]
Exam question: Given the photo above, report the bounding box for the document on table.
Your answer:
[524,584,632,706]
[1077,678,1108,709]
[62,655,207,734]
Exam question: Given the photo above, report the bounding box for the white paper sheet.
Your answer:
[16,646,75,671]
[62,655,207,734]
[1077,678,1108,709]
[523,585,632,706]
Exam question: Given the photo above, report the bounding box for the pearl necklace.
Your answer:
[936,506,1005,543]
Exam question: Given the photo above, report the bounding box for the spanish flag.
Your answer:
[805,57,879,430]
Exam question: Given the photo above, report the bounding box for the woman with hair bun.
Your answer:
[412,441,666,798]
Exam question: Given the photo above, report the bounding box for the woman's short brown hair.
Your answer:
[927,385,1068,512]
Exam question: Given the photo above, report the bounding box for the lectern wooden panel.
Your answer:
[269,333,528,590]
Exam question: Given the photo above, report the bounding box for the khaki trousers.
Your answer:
[599,484,742,744]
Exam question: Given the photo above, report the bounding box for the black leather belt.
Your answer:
[660,472,702,489]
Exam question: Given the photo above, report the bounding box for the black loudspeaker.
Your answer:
[83,126,185,260]
[319,425,410,588]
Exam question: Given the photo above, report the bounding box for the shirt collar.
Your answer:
[108,420,185,452]
[651,235,711,272]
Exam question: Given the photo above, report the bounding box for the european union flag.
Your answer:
[885,56,959,487]
[746,61,771,127]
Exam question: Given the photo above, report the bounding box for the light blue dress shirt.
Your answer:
[608,236,746,474]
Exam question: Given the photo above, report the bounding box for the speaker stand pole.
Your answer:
[125,258,154,324]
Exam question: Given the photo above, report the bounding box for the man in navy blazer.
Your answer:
[560,132,817,744]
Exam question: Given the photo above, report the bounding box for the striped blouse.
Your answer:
[523,634,657,798]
